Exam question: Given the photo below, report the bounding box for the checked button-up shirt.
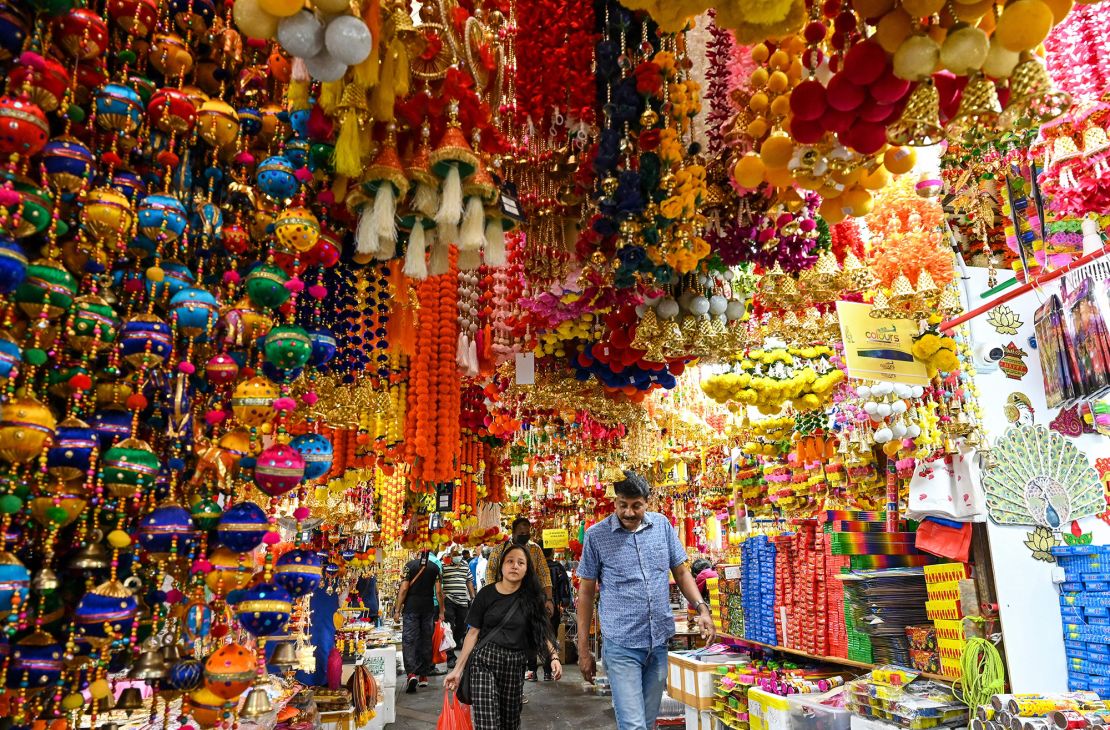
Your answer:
[577,511,689,649]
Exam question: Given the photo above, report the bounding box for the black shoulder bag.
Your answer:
[456,598,521,705]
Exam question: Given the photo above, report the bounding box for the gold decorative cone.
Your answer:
[889,274,916,307]
[937,286,963,316]
[886,81,944,147]
[869,291,895,318]
[630,309,660,351]
[914,269,938,297]
[999,55,1071,131]
[759,263,787,295]
[949,73,1002,143]
[430,104,479,179]
[777,276,801,307]
[841,250,876,291]
[661,319,685,357]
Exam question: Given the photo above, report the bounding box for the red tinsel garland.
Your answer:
[513,0,597,127]
[1045,2,1110,101]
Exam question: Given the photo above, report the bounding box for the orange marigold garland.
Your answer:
[867,176,955,290]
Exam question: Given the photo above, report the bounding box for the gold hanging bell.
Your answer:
[240,687,274,718]
[115,687,144,713]
[630,308,660,351]
[869,290,895,318]
[131,648,168,680]
[68,540,111,571]
[270,641,299,669]
[937,286,964,317]
[999,54,1071,131]
[886,80,944,147]
[949,73,1002,144]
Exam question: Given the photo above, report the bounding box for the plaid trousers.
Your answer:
[468,642,526,730]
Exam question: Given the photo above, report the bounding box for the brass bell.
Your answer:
[269,641,298,669]
[131,649,167,680]
[999,53,1071,131]
[162,643,183,664]
[32,569,59,592]
[115,687,144,712]
[240,687,274,718]
[93,694,114,713]
[886,80,944,147]
[69,540,111,571]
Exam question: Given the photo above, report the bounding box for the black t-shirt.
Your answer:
[465,584,529,650]
[402,558,441,614]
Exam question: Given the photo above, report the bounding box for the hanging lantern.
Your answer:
[273,206,320,253]
[263,325,312,370]
[0,95,49,158]
[148,33,195,78]
[46,417,97,480]
[9,54,69,113]
[14,259,77,319]
[255,155,299,200]
[0,551,29,617]
[137,193,189,243]
[6,632,62,689]
[205,352,239,384]
[190,496,222,531]
[170,657,204,691]
[204,546,252,596]
[54,7,109,59]
[81,186,135,245]
[137,503,196,557]
[41,136,94,192]
[106,0,159,36]
[0,234,26,294]
[307,327,337,366]
[0,332,20,380]
[244,262,290,310]
[196,99,240,148]
[170,288,219,337]
[68,294,119,352]
[94,82,144,133]
[74,580,138,644]
[119,313,173,368]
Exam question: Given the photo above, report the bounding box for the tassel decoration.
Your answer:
[334,83,369,179]
[456,332,468,369]
[319,80,343,114]
[457,248,481,271]
[288,58,310,111]
[484,218,506,267]
[392,37,410,98]
[369,36,398,121]
[413,182,439,219]
[459,196,485,251]
[428,239,449,276]
[404,222,428,279]
[371,184,397,243]
[353,32,380,87]
[436,166,463,227]
[467,336,479,376]
[355,205,378,255]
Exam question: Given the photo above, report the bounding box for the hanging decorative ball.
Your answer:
[147,259,196,301]
[197,99,240,148]
[274,548,323,597]
[0,551,29,617]
[74,579,138,644]
[205,352,239,385]
[254,442,306,497]
[188,686,232,728]
[203,642,255,700]
[185,600,213,639]
[138,503,196,556]
[40,136,94,192]
[0,234,26,294]
[264,325,312,370]
[81,186,135,245]
[170,288,220,337]
[231,376,277,426]
[0,396,56,464]
[169,657,204,691]
[94,82,144,133]
[14,258,77,319]
[46,417,98,480]
[308,327,337,366]
[148,32,195,78]
[245,262,290,310]
[235,582,292,636]
[54,7,109,59]
[255,155,299,200]
[216,428,253,472]
[190,496,222,531]
[137,193,189,243]
[6,632,62,689]
[204,546,252,596]
[0,95,49,157]
[29,488,86,528]
[68,294,119,352]
[306,229,341,268]
[107,0,160,36]
[273,206,320,253]
[8,178,52,239]
[216,501,269,553]
[119,313,174,368]
[92,407,133,449]
[0,333,20,380]
[100,438,161,498]
[9,53,69,113]
[291,433,333,480]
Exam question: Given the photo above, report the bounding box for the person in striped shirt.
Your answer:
[441,548,475,669]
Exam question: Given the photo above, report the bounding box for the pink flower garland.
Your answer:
[1045,2,1110,100]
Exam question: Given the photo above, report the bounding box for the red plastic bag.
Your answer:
[437,690,473,730]
[432,620,447,665]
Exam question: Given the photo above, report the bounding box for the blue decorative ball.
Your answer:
[170,288,219,337]
[236,582,292,636]
[308,327,337,366]
[119,314,173,369]
[290,433,333,481]
[74,581,137,644]
[7,633,62,689]
[47,417,98,480]
[0,333,21,380]
[92,408,131,450]
[256,155,298,200]
[216,501,269,553]
[274,549,323,598]
[138,503,196,556]
[137,193,189,243]
[169,657,203,691]
[0,234,27,294]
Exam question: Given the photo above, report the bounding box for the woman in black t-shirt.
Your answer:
[444,544,562,729]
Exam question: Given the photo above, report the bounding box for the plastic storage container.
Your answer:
[788,694,852,730]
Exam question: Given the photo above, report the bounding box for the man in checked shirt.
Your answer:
[576,470,716,730]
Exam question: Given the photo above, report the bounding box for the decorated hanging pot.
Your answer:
[290,432,332,480]
[216,501,268,553]
[253,442,305,497]
[274,548,323,597]
[235,582,292,636]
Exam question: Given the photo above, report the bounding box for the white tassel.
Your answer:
[456,332,469,369]
[457,248,481,271]
[413,182,439,219]
[459,196,486,252]
[403,222,428,279]
[375,236,395,260]
[292,56,309,82]
[437,220,459,246]
[355,204,378,254]
[467,335,479,375]
[429,240,449,276]
[436,165,463,227]
[484,218,506,267]
[371,184,397,243]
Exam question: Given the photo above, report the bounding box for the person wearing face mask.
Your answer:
[485,517,553,681]
[576,470,716,730]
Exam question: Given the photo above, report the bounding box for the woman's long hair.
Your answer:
[497,544,554,657]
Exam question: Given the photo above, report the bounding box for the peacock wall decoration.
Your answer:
[984,424,1103,529]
